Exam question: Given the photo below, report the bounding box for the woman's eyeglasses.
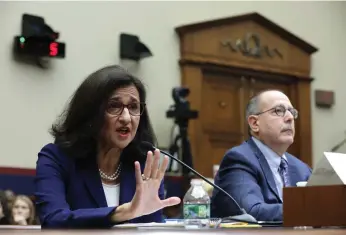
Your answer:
[106,101,146,116]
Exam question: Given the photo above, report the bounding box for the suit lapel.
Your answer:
[247,138,282,202]
[77,158,107,208]
[119,163,136,205]
[286,155,299,186]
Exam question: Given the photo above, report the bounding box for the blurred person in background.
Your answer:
[10,195,36,225]
[0,191,11,225]
[35,65,180,229]
[4,190,15,210]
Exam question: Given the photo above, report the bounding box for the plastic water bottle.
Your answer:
[183,179,210,228]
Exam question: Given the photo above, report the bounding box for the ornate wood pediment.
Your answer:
[176,12,318,78]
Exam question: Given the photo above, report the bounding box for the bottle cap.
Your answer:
[190,178,203,185]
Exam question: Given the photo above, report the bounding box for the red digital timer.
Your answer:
[14,36,65,58]
[49,42,58,57]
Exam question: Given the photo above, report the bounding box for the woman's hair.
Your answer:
[51,65,156,165]
[10,195,36,225]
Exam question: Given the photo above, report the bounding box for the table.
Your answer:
[0,226,345,235]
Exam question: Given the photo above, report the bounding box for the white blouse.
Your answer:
[102,183,120,207]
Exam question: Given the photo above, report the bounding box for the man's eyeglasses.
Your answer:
[255,105,298,119]
[106,101,146,116]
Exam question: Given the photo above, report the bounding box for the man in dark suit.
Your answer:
[211,90,311,221]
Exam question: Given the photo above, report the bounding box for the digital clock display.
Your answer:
[14,36,65,58]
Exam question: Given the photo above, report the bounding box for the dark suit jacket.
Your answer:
[211,138,311,221]
[35,143,165,228]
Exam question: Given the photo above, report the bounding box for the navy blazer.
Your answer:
[35,143,165,228]
[211,138,311,221]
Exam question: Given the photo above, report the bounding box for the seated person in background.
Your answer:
[3,190,15,210]
[0,191,11,225]
[211,90,311,221]
[10,195,36,226]
[35,65,181,228]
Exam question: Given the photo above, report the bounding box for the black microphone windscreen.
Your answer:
[140,141,156,152]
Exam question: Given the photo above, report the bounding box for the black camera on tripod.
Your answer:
[166,87,198,176]
[166,87,198,122]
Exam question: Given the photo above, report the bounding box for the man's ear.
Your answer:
[248,115,259,133]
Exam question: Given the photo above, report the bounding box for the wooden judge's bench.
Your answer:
[0,226,344,234]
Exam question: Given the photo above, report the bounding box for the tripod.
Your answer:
[167,119,194,176]
[165,87,198,176]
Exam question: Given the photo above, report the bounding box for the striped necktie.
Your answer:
[278,158,291,187]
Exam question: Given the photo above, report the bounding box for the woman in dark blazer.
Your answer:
[35,65,181,228]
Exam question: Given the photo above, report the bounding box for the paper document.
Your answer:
[113,222,184,228]
[220,223,261,228]
[307,152,346,186]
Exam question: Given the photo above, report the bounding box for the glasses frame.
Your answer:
[106,102,146,116]
[254,105,298,119]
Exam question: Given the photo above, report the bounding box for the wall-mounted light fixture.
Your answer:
[119,33,152,62]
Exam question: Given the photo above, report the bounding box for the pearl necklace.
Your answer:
[99,163,122,181]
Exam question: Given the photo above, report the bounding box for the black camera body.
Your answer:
[166,87,198,122]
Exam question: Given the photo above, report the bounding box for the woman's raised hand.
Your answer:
[129,149,181,218]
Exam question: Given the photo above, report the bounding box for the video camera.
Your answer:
[165,87,198,176]
[166,87,198,122]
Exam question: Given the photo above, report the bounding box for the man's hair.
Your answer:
[246,95,261,120]
[246,94,261,136]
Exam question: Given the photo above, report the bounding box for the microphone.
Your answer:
[140,141,258,224]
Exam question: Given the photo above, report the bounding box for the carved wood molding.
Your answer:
[176,12,319,78]
[181,60,314,82]
[176,12,318,54]
[220,32,284,59]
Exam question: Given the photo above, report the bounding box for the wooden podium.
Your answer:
[283,185,346,227]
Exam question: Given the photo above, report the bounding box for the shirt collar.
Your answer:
[252,137,287,170]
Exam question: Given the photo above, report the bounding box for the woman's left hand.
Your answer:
[129,149,181,218]
[13,215,27,226]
